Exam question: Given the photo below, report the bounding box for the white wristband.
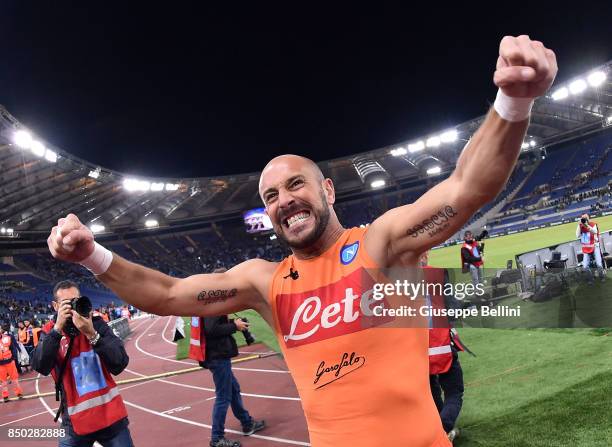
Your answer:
[493,89,534,122]
[80,242,113,276]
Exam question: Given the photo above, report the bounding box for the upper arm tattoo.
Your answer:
[406,205,458,239]
[196,288,238,305]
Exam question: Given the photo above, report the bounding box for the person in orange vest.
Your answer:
[17,321,31,372]
[420,251,466,443]
[576,213,606,281]
[18,321,29,344]
[31,280,133,446]
[23,319,35,356]
[460,230,484,287]
[0,322,24,402]
[48,37,558,446]
[32,321,43,347]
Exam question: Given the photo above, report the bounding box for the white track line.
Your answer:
[135,317,290,373]
[161,315,177,346]
[123,400,310,446]
[123,367,299,401]
[0,408,57,427]
[233,367,289,374]
[35,373,58,421]
[35,374,103,446]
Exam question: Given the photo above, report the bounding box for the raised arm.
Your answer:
[96,254,268,316]
[365,35,557,266]
[47,214,272,317]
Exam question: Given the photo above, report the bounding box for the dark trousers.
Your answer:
[430,351,464,433]
[208,359,252,442]
[58,425,134,447]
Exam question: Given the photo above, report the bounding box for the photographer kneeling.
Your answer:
[31,280,133,447]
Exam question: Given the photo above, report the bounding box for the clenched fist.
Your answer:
[494,35,557,98]
[48,213,95,263]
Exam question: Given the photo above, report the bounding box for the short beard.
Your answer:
[276,190,331,250]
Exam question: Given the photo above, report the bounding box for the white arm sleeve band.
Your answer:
[80,242,113,276]
[493,89,534,122]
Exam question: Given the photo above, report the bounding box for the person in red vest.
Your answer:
[421,251,466,442]
[576,213,605,281]
[460,230,484,287]
[0,322,24,402]
[31,280,133,447]
[190,268,266,447]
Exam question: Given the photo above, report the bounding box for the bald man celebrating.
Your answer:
[48,36,557,447]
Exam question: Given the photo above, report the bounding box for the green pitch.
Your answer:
[429,215,612,268]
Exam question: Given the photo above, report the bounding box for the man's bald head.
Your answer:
[259,154,324,196]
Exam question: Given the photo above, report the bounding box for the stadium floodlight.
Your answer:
[426,136,441,148]
[568,79,587,95]
[587,71,606,88]
[90,224,105,233]
[390,147,407,157]
[370,179,386,188]
[427,166,442,175]
[7,229,13,235]
[123,178,151,192]
[88,170,100,179]
[151,182,165,191]
[165,183,179,191]
[521,142,530,149]
[145,219,159,228]
[45,149,57,163]
[408,141,425,153]
[13,130,33,149]
[31,140,46,157]
[439,129,458,143]
[529,140,536,147]
[0,228,5,234]
[551,87,568,101]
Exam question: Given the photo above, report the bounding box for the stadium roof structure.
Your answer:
[1,60,611,239]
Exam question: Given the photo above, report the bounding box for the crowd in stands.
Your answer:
[0,295,52,327]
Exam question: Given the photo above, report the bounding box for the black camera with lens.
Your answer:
[238,317,255,346]
[64,296,93,338]
[581,217,588,224]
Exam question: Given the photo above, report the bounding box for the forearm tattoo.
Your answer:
[407,205,458,239]
[197,288,238,305]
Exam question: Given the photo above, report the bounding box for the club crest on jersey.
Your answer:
[340,242,359,265]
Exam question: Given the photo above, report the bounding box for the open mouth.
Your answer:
[283,210,311,229]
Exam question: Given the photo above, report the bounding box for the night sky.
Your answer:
[1,3,611,178]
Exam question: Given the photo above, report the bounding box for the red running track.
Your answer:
[0,316,310,446]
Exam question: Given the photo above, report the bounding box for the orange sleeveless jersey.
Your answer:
[269,227,451,447]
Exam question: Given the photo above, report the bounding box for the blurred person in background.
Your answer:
[0,322,23,402]
[460,231,484,287]
[576,213,605,281]
[189,268,265,447]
